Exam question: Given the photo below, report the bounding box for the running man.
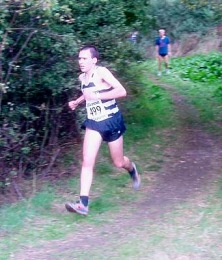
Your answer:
[155,29,171,76]
[65,45,141,216]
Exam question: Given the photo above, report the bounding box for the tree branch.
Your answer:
[4,30,37,84]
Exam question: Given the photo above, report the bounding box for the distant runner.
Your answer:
[130,31,139,44]
[155,29,172,76]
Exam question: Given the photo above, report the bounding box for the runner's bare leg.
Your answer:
[80,128,102,196]
[108,135,133,172]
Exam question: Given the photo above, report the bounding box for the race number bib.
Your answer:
[86,100,108,121]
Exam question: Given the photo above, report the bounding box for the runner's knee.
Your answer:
[112,159,124,168]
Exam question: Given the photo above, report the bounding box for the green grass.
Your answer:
[125,62,176,130]
[51,179,222,260]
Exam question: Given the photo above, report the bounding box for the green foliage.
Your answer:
[0,0,81,191]
[148,1,220,41]
[60,0,150,65]
[171,52,222,82]
[181,0,222,14]
[214,86,222,101]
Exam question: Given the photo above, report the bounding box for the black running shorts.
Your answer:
[159,53,168,57]
[81,111,126,142]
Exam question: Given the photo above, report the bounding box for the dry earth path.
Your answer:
[12,77,222,260]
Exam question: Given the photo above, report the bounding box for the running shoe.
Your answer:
[157,71,162,77]
[131,162,141,190]
[65,201,89,216]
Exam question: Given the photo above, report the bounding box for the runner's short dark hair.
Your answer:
[79,45,99,59]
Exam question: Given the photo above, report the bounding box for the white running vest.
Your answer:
[81,68,119,122]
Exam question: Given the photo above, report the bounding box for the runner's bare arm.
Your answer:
[168,44,172,56]
[156,45,159,57]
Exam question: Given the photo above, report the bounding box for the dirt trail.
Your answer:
[138,79,222,217]
[12,78,222,260]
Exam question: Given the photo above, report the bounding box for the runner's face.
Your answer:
[78,49,97,73]
[159,30,165,37]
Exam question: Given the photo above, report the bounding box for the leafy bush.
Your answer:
[148,1,220,41]
[214,86,222,101]
[172,52,222,82]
